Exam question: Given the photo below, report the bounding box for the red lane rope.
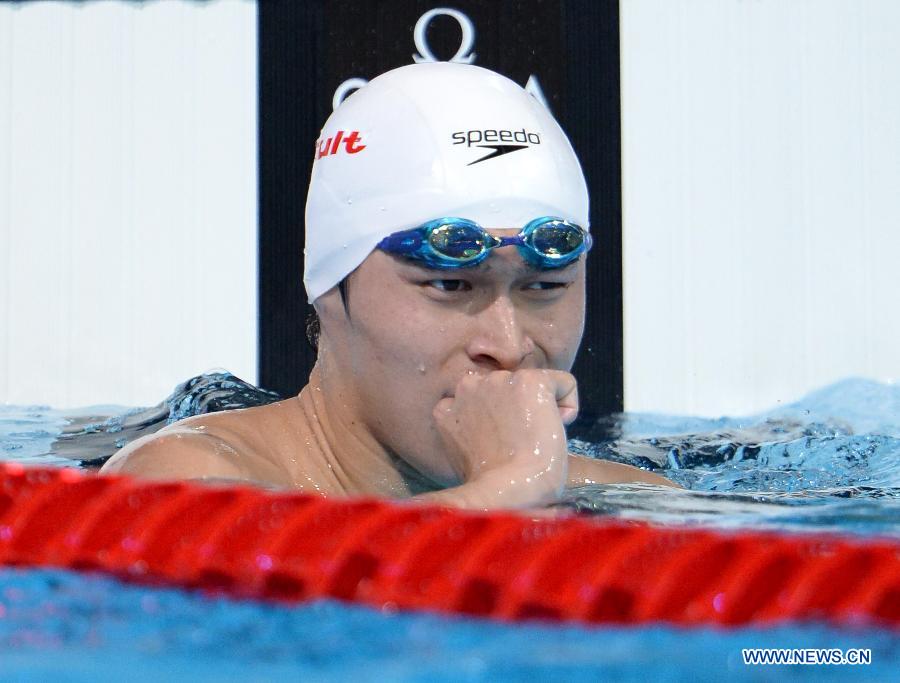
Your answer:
[1,464,898,629]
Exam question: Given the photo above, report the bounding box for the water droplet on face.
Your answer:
[417,362,426,374]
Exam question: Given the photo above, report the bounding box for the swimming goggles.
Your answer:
[375,217,592,270]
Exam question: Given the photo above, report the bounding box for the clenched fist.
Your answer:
[425,369,578,509]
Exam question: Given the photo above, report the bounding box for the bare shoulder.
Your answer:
[99,401,296,485]
[100,428,249,481]
[567,453,681,488]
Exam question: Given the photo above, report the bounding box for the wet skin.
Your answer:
[101,231,676,509]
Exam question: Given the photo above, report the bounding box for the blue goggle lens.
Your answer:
[527,221,585,257]
[427,223,491,259]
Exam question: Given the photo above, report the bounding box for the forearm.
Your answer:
[413,465,564,510]
[567,455,681,488]
[414,455,679,510]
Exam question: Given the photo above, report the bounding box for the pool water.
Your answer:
[1,374,899,680]
[1,568,896,682]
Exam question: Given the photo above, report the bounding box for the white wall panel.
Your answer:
[0,3,11,409]
[621,0,900,416]
[1,0,257,408]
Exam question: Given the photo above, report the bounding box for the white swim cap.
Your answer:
[303,62,589,302]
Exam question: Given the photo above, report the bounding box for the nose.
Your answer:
[464,296,535,371]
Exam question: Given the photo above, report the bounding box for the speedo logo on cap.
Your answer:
[314,130,366,160]
[451,128,541,166]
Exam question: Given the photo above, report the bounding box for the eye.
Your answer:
[427,279,472,292]
[523,281,570,291]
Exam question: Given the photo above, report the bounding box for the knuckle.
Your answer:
[432,399,453,419]
[459,372,482,387]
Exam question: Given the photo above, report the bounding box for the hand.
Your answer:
[428,369,578,509]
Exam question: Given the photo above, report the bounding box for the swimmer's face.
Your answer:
[314,229,586,486]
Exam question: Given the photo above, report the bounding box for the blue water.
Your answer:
[1,375,899,680]
[0,568,896,682]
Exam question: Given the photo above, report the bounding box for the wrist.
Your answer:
[414,460,565,511]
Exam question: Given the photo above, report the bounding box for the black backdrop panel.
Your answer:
[259,0,623,434]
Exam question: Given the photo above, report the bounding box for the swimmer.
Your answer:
[101,62,676,508]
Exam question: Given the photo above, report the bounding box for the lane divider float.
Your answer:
[1,463,897,628]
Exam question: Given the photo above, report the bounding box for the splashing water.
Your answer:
[565,378,900,535]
